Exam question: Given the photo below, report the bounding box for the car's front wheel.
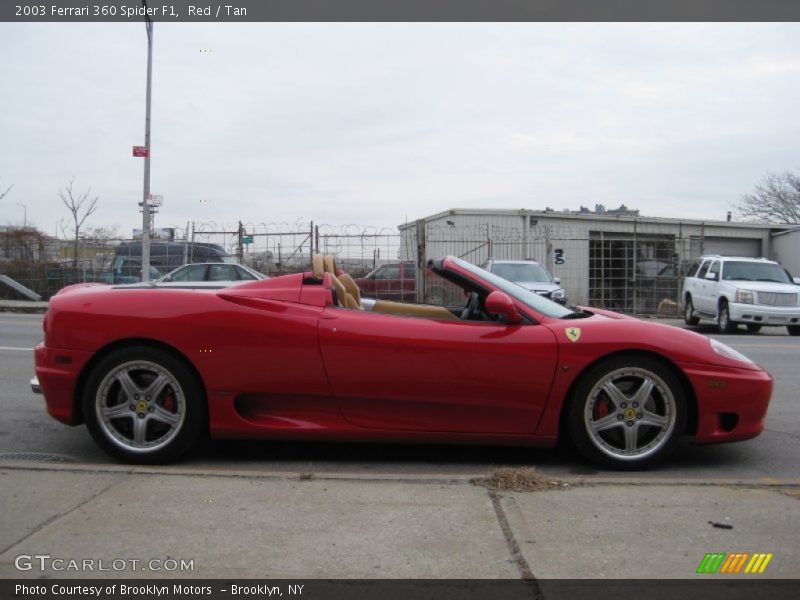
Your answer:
[717,301,737,334]
[568,357,686,470]
[788,325,800,337]
[83,346,206,464]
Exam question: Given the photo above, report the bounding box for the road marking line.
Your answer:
[0,346,33,352]
[0,320,43,324]
[729,344,800,350]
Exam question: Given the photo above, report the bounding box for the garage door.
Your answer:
[702,237,761,257]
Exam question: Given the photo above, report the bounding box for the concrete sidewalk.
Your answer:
[0,463,798,579]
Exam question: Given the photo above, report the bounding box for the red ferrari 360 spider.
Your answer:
[32,255,772,469]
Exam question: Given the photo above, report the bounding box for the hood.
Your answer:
[516,281,561,293]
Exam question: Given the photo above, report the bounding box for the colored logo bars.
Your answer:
[696,552,773,574]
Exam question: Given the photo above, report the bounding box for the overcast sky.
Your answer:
[1,22,799,236]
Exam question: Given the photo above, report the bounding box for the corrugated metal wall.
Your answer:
[399,211,774,314]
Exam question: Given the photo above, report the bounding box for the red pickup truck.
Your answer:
[355,262,458,304]
[355,261,417,302]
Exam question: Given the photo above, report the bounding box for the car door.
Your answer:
[692,260,712,312]
[317,307,559,434]
[700,260,721,312]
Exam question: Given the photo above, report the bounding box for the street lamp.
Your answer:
[140,0,154,281]
[16,202,26,228]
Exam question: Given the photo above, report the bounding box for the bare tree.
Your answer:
[58,178,99,266]
[735,170,800,224]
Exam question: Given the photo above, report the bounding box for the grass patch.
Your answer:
[475,466,567,492]
[298,471,315,481]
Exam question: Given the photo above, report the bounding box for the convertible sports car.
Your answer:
[32,255,772,469]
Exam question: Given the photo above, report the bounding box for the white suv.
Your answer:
[682,255,800,335]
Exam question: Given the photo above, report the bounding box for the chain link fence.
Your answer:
[2,219,708,315]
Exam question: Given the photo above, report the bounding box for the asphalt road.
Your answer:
[1,312,798,481]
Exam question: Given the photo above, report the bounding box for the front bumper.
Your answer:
[34,342,94,425]
[681,362,772,444]
[728,302,800,326]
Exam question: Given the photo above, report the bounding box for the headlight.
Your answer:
[551,289,565,300]
[735,289,755,304]
[709,338,753,364]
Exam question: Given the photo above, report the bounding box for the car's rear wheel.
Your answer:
[83,346,206,464]
[684,297,699,325]
[788,325,800,336]
[717,301,737,334]
[746,324,762,333]
[568,357,686,470]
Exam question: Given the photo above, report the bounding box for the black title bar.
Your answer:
[4,0,800,23]
[4,580,800,600]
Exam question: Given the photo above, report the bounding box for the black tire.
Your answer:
[568,356,686,470]
[746,324,762,333]
[684,296,700,326]
[83,346,206,464]
[716,301,738,334]
[788,325,800,336]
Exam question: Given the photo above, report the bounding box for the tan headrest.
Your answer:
[338,273,362,306]
[312,254,324,279]
[323,254,337,274]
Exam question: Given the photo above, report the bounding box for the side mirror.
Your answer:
[554,277,561,284]
[705,272,718,281]
[794,277,800,286]
[485,291,523,324]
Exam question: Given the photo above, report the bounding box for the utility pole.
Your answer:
[237,221,244,262]
[16,202,26,228]
[141,1,154,281]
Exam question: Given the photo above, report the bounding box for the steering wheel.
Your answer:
[461,291,480,321]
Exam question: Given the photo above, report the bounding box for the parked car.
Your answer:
[354,261,458,304]
[154,263,265,288]
[33,255,772,469]
[682,255,800,335]
[481,259,566,304]
[355,261,417,302]
[97,261,162,285]
[100,241,232,284]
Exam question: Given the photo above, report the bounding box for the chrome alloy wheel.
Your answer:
[583,367,677,461]
[95,360,186,454]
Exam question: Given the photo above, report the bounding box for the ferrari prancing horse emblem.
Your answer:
[565,327,582,343]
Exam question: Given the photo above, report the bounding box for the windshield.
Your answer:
[491,263,552,283]
[722,261,792,283]
[450,257,573,318]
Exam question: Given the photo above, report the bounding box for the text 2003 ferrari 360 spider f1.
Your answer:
[32,255,772,469]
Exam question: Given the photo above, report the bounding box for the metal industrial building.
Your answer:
[399,207,800,315]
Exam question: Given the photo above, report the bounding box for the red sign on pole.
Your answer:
[132,146,149,157]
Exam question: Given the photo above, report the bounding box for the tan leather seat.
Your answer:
[323,254,337,275]
[372,300,458,320]
[312,253,325,279]
[328,273,349,308]
[339,273,363,309]
[320,254,361,309]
